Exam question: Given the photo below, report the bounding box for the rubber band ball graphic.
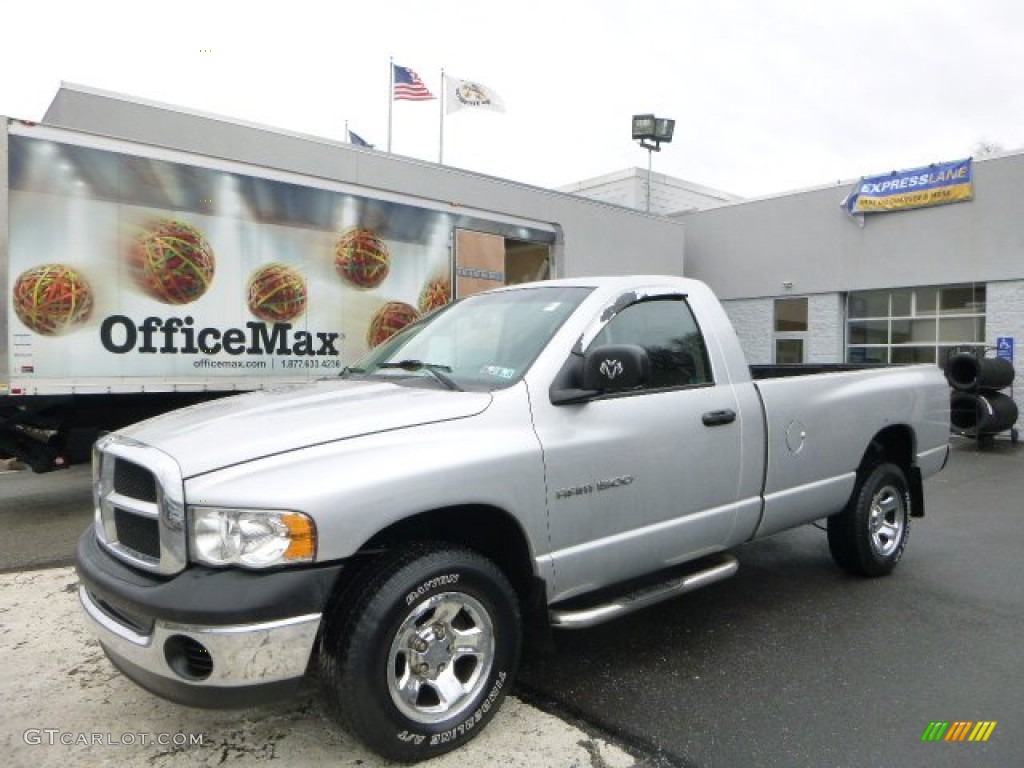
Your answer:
[132,219,216,304]
[13,264,94,335]
[367,302,419,347]
[247,263,307,322]
[334,228,390,289]
[418,276,452,314]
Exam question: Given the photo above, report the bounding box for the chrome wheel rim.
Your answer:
[387,592,495,724]
[868,483,906,557]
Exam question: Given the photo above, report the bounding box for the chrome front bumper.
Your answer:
[80,586,321,695]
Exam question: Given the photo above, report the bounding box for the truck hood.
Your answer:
[118,379,493,477]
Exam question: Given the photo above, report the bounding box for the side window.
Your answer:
[589,299,713,389]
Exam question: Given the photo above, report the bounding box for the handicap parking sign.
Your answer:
[996,337,1014,362]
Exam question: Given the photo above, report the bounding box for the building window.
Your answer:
[774,298,807,363]
[846,284,985,365]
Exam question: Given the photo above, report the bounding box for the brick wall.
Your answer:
[985,280,1024,428]
[808,293,843,364]
[721,298,772,364]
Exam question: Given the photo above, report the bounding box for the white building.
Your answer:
[565,157,1023,437]
[558,167,741,215]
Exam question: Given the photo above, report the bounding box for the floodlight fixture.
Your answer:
[632,113,676,212]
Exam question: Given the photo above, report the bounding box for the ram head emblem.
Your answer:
[599,359,624,380]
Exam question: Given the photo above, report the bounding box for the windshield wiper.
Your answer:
[338,366,366,378]
[377,360,463,391]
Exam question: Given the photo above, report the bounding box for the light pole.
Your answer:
[632,114,675,213]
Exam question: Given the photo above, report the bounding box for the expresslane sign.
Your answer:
[844,158,973,215]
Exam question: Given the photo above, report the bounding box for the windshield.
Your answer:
[350,285,592,390]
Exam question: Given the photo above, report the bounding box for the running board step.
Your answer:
[549,553,739,630]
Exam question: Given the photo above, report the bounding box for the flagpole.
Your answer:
[439,69,445,164]
[387,56,394,153]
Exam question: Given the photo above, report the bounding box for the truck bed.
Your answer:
[749,363,891,379]
[748,363,950,538]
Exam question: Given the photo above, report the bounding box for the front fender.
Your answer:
[183,386,547,564]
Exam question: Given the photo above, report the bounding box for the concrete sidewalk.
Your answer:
[0,567,634,768]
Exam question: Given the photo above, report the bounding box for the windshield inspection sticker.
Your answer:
[542,302,562,312]
[481,365,516,380]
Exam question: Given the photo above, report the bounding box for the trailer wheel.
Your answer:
[319,543,520,762]
[827,462,911,577]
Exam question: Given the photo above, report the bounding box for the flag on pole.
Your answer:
[348,129,373,148]
[445,76,505,114]
[393,64,435,101]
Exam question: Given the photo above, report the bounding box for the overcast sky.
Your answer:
[4,0,1023,198]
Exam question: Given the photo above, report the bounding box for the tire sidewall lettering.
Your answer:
[423,670,507,747]
[405,573,460,605]
[387,567,510,749]
[321,545,521,761]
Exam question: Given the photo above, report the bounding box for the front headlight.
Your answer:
[189,507,316,568]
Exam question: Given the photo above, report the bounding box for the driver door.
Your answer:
[532,294,746,602]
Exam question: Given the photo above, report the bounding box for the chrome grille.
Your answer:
[94,435,187,575]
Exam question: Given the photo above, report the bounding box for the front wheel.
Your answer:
[827,462,911,577]
[319,543,521,762]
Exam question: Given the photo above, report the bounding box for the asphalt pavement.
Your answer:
[1,437,1021,767]
[518,437,1024,767]
[0,464,92,573]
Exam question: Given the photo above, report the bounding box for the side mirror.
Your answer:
[582,344,649,391]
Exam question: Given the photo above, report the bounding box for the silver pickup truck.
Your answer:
[76,275,950,761]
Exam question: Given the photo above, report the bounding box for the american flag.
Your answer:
[393,64,435,101]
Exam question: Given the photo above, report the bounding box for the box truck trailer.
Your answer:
[1,85,685,470]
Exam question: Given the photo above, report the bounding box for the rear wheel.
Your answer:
[319,543,521,762]
[828,462,911,577]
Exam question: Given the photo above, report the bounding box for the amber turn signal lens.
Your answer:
[282,512,317,561]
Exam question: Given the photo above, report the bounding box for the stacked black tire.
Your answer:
[945,352,1019,443]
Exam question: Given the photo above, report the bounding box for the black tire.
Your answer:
[827,462,911,577]
[319,543,521,762]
